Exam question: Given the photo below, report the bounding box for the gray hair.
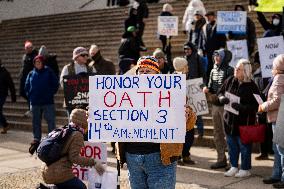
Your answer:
[237,59,252,82]
[89,44,99,54]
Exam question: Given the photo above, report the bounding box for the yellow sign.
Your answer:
[255,0,284,12]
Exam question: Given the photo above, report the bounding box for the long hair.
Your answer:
[237,59,252,82]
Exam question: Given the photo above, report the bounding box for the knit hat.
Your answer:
[72,47,88,60]
[70,109,88,129]
[173,57,188,73]
[127,26,136,32]
[33,55,44,64]
[136,56,161,74]
[153,48,165,59]
[273,54,284,71]
[213,49,225,63]
[25,41,33,48]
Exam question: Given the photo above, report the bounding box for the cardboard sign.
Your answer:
[257,36,284,78]
[158,16,178,36]
[72,142,107,181]
[186,78,208,116]
[227,40,249,68]
[224,92,240,115]
[88,75,186,143]
[217,11,247,34]
[63,75,90,109]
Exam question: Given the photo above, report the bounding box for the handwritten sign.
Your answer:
[224,92,240,115]
[158,16,178,37]
[63,75,89,109]
[257,36,284,78]
[88,75,186,143]
[186,78,208,115]
[227,40,249,68]
[217,11,247,34]
[72,142,107,181]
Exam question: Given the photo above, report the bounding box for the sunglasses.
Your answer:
[80,54,88,57]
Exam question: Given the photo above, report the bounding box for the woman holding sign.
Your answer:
[217,59,260,178]
[117,56,196,189]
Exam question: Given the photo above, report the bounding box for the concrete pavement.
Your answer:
[0,129,275,189]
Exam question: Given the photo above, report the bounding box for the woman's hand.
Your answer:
[258,105,264,112]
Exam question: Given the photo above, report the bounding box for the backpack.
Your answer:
[36,125,79,166]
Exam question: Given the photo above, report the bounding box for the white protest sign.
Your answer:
[217,11,247,34]
[224,92,240,115]
[88,169,117,189]
[253,94,264,105]
[227,40,249,68]
[72,142,107,181]
[89,75,186,143]
[186,78,209,116]
[158,16,178,36]
[257,36,284,78]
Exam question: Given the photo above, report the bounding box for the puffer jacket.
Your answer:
[116,108,197,167]
[41,131,95,184]
[262,74,284,123]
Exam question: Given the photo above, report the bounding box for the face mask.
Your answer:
[273,19,280,26]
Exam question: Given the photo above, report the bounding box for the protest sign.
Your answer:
[72,142,107,181]
[158,16,178,37]
[224,92,240,115]
[257,36,284,78]
[186,78,208,116]
[255,0,284,12]
[88,75,186,143]
[227,40,248,67]
[63,75,89,109]
[217,11,247,34]
[88,169,117,189]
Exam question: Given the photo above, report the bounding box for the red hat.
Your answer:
[33,55,44,64]
[25,40,33,48]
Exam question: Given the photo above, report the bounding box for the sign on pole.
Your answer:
[88,75,186,143]
[72,142,107,181]
[257,36,284,78]
[227,40,249,68]
[217,11,247,34]
[158,16,178,36]
[63,75,90,109]
[186,78,208,116]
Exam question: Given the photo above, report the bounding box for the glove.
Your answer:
[219,96,230,105]
[94,161,105,175]
[231,102,241,111]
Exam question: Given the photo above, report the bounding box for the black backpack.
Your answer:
[36,125,79,166]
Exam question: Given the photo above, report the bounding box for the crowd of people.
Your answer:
[0,0,284,188]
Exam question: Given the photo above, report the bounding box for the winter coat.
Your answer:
[273,94,284,148]
[42,131,96,184]
[25,67,59,106]
[189,17,206,47]
[136,0,149,22]
[261,74,284,123]
[118,33,141,62]
[218,76,260,136]
[0,64,16,101]
[19,49,38,98]
[89,51,116,75]
[125,8,137,32]
[44,55,59,78]
[257,11,282,37]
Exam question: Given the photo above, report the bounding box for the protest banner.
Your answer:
[257,36,284,78]
[72,142,107,181]
[88,75,186,143]
[224,92,240,115]
[186,78,208,116]
[217,11,247,34]
[255,0,284,12]
[226,40,249,68]
[63,75,90,109]
[158,16,178,37]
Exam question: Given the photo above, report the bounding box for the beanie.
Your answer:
[127,26,136,32]
[33,55,45,64]
[173,57,188,72]
[153,48,165,59]
[72,47,88,60]
[136,56,161,74]
[273,54,284,71]
[70,109,88,129]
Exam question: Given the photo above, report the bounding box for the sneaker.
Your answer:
[0,126,9,134]
[24,110,32,118]
[273,181,284,188]
[263,177,281,184]
[235,169,251,178]
[210,160,227,169]
[182,156,195,165]
[224,167,238,177]
[255,154,269,160]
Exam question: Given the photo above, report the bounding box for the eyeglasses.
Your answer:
[80,54,88,57]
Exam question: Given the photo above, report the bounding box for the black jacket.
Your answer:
[44,54,59,78]
[119,32,140,62]
[89,51,115,75]
[0,64,16,101]
[257,11,282,37]
[125,8,137,32]
[218,76,260,136]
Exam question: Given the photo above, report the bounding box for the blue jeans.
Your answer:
[182,129,194,157]
[226,135,252,170]
[126,152,177,189]
[0,96,8,128]
[56,177,86,189]
[276,145,284,181]
[271,123,282,180]
[32,104,56,141]
[196,115,204,136]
